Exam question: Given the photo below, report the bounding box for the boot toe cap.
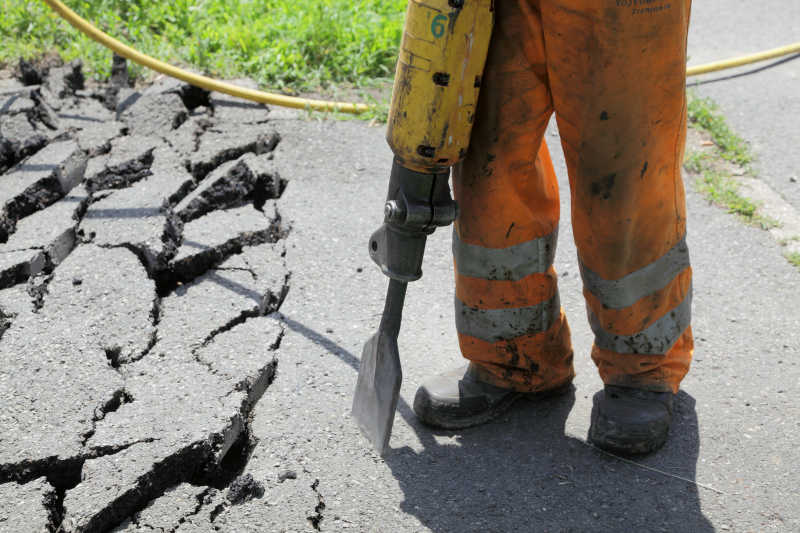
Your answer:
[588,387,674,455]
[412,366,517,430]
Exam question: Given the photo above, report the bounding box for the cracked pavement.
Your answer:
[1,44,799,533]
[0,62,289,532]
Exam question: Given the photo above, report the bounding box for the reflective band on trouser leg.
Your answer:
[453,228,558,281]
[456,292,561,343]
[541,0,695,392]
[579,236,691,310]
[588,285,691,355]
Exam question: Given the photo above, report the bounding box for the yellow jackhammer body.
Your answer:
[352,0,494,455]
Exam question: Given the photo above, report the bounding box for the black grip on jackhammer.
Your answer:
[368,160,457,282]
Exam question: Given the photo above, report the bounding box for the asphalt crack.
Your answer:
[27,271,53,312]
[85,147,155,194]
[0,307,13,340]
[168,486,217,533]
[201,280,289,349]
[169,220,285,290]
[187,128,280,182]
[307,479,326,530]
[177,154,287,223]
[80,388,134,446]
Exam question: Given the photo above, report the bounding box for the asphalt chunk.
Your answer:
[0,183,85,288]
[43,60,85,101]
[157,240,288,353]
[0,186,89,285]
[62,441,211,533]
[81,151,194,274]
[17,59,44,86]
[55,94,114,131]
[162,112,212,157]
[0,93,37,115]
[0,140,86,242]
[170,203,283,284]
[226,474,265,504]
[74,120,126,157]
[84,135,161,193]
[111,483,211,533]
[176,152,286,223]
[121,92,188,137]
[0,477,57,533]
[195,316,282,403]
[188,123,280,181]
[0,124,48,175]
[0,249,45,289]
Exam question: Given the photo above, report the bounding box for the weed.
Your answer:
[687,92,752,166]
[685,148,778,230]
[683,150,712,174]
[786,252,800,269]
[359,95,391,124]
[694,168,778,227]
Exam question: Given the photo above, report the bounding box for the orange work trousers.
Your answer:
[453,0,693,394]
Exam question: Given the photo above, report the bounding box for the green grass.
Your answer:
[786,252,800,269]
[693,166,775,228]
[0,0,406,92]
[683,93,782,229]
[686,156,779,230]
[687,93,752,166]
[683,150,713,174]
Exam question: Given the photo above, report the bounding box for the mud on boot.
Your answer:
[413,364,571,430]
[588,385,675,455]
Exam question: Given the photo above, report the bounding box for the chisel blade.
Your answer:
[351,279,406,455]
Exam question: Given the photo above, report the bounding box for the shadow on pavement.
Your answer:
[383,389,715,533]
[275,313,714,532]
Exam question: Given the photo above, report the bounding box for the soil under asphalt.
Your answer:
[1,16,799,533]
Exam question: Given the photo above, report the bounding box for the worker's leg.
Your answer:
[541,0,693,451]
[451,0,575,393]
[414,0,574,429]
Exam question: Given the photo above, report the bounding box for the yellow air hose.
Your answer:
[686,42,800,77]
[41,0,800,112]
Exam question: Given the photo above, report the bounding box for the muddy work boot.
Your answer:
[413,364,568,429]
[588,385,675,455]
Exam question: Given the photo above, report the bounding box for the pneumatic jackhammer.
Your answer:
[352,0,494,455]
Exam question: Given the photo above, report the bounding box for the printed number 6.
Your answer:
[431,14,447,38]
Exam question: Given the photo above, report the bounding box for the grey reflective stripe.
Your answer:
[453,227,558,281]
[579,236,690,309]
[455,293,560,343]
[588,286,692,355]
